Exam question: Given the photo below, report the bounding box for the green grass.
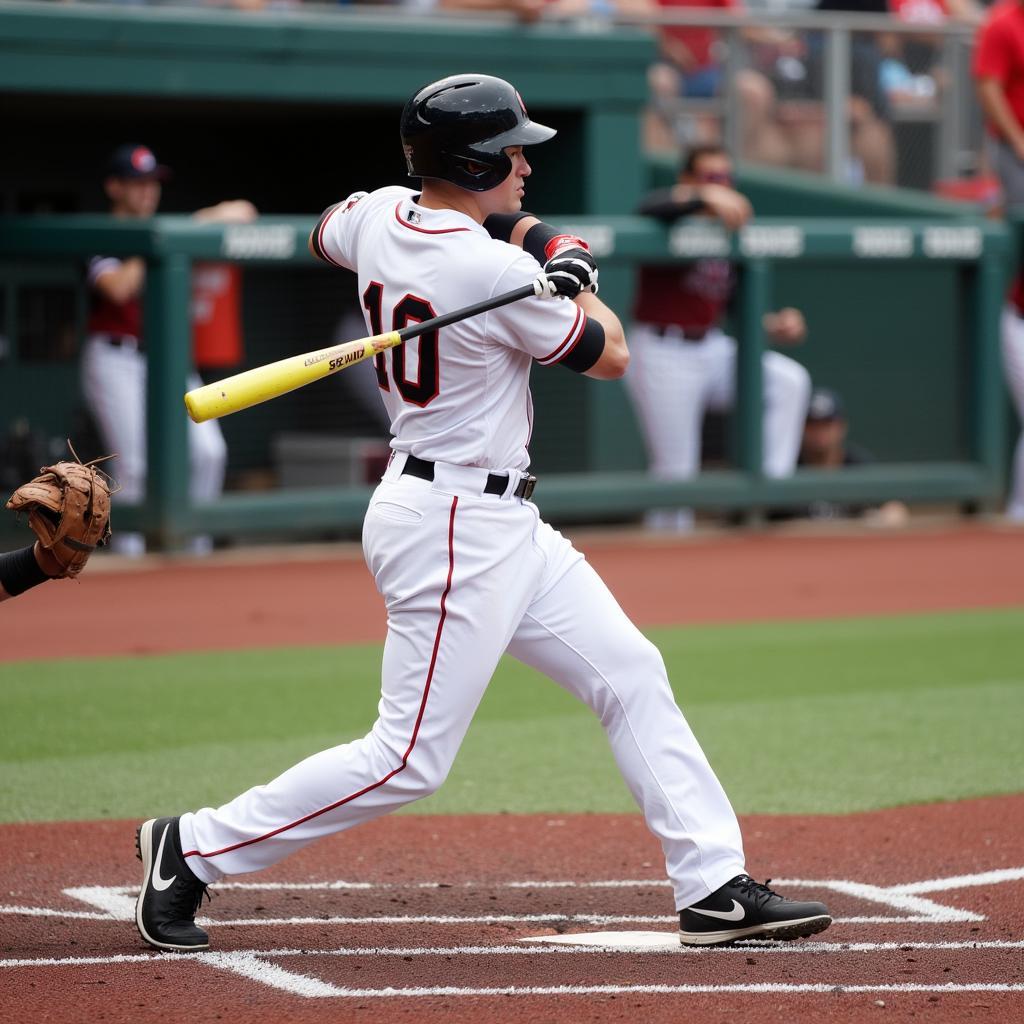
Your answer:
[1,607,1022,822]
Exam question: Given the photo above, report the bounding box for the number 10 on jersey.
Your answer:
[363,282,440,407]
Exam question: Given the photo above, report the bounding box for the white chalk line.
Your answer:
[207,981,1024,999]
[6,952,1021,1001]
[202,981,1024,998]
[8,941,1023,999]
[0,906,980,926]
[3,866,1020,1001]
[67,866,1024,894]
[46,866,1022,928]
[4,938,1023,969]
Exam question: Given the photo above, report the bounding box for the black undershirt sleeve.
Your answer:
[558,316,606,375]
[636,188,706,222]
[0,545,50,597]
[483,212,532,243]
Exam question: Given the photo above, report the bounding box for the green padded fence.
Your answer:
[0,213,1009,548]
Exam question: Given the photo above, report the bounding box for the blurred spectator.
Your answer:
[808,0,897,183]
[644,0,802,165]
[794,387,910,524]
[432,0,650,22]
[974,1,1024,521]
[878,0,982,113]
[81,143,256,555]
[624,144,811,531]
[1001,282,1024,522]
[974,1,1024,206]
[433,0,547,19]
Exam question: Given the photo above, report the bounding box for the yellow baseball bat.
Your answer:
[184,331,401,423]
[184,279,542,423]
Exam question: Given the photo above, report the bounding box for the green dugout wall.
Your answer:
[0,214,1008,547]
[0,3,1014,545]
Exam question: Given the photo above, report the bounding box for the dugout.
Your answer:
[0,3,1013,546]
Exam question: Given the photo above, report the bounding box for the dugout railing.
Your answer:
[0,213,1009,548]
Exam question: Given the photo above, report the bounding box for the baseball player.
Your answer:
[625,143,812,531]
[973,11,1024,522]
[82,144,253,555]
[1001,277,1024,521]
[135,74,830,952]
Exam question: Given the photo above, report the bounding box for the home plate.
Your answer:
[521,931,679,950]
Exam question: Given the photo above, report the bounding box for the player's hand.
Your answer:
[763,306,805,345]
[542,237,599,299]
[697,184,753,231]
[193,199,259,225]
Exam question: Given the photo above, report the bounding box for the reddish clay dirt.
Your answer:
[3,523,1022,1021]
[1,523,1022,662]
[1,796,1022,1023]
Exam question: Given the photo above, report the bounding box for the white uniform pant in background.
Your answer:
[179,453,746,910]
[81,336,228,554]
[625,324,811,530]
[1001,306,1024,521]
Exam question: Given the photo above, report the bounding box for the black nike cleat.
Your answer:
[135,816,210,951]
[679,874,831,946]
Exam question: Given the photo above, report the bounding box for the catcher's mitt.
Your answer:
[5,447,116,579]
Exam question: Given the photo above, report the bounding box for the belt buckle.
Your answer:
[520,474,537,501]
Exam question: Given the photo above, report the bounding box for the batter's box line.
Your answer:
[7,938,1024,967]
[4,946,1024,1001]
[44,866,1023,925]
[3,946,1024,1002]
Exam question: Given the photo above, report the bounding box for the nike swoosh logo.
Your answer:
[151,824,177,892]
[690,899,745,922]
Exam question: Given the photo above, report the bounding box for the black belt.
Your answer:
[402,454,537,500]
[650,324,708,343]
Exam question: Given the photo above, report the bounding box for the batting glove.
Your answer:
[541,235,599,299]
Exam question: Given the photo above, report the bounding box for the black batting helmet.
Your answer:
[400,73,556,192]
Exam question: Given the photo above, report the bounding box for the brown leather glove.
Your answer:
[6,452,116,578]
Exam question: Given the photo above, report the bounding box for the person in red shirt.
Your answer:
[81,144,257,555]
[974,4,1024,520]
[625,144,811,531]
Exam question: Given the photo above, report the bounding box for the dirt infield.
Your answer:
[1,797,1022,1023]
[3,523,1022,1020]
[2,522,1023,662]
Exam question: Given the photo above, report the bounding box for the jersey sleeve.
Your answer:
[974,19,1010,81]
[87,256,122,287]
[310,191,369,271]
[485,251,589,366]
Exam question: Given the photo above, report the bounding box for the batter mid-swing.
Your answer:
[136,74,831,951]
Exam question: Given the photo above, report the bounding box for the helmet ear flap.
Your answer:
[450,148,512,191]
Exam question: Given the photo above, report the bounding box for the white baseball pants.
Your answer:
[626,324,811,530]
[1001,305,1024,521]
[81,336,227,554]
[179,453,746,910]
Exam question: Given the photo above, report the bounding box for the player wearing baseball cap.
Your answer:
[135,74,831,953]
[82,143,255,556]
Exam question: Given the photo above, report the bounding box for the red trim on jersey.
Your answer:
[183,496,461,862]
[314,204,345,267]
[537,305,586,365]
[394,203,471,235]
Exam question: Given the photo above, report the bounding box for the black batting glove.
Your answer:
[541,235,599,299]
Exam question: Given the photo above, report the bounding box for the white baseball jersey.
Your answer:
[315,186,587,471]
